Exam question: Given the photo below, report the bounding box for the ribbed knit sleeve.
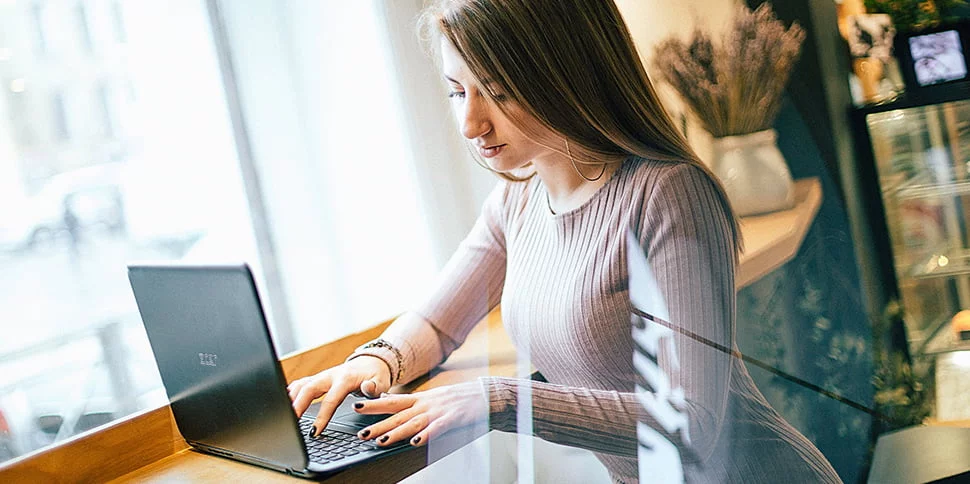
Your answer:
[482,377,685,459]
[481,163,736,463]
[635,163,736,459]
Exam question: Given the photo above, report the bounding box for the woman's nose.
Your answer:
[459,95,492,140]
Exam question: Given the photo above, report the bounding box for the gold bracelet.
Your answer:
[358,338,404,385]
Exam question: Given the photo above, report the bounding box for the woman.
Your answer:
[288,0,841,482]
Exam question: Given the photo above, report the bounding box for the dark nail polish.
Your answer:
[411,436,421,445]
[309,425,317,438]
[359,429,370,439]
[354,402,364,409]
[379,435,389,444]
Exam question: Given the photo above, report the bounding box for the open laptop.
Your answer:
[127,262,409,479]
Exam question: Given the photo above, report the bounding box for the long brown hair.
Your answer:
[420,0,742,256]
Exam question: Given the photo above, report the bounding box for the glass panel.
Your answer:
[868,101,970,355]
[0,0,255,463]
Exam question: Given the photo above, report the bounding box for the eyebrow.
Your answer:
[444,75,493,85]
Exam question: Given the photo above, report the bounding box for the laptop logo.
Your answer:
[199,352,219,367]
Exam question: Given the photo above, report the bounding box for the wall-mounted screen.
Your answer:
[908,29,969,86]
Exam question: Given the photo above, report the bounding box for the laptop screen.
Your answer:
[128,263,307,470]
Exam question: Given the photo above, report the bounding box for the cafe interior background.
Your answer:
[2,0,970,481]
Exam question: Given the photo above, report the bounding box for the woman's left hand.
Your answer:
[353,381,488,447]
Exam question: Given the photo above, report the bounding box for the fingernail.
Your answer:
[379,435,389,444]
[309,425,317,438]
[354,402,364,409]
[411,436,421,445]
[359,429,370,439]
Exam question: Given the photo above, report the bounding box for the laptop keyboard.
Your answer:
[299,419,378,464]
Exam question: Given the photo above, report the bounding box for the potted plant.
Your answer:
[865,0,967,33]
[872,300,935,431]
[652,4,805,216]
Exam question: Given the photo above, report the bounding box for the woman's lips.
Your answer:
[479,144,506,158]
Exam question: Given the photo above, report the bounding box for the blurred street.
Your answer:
[0,230,189,461]
[0,233,141,354]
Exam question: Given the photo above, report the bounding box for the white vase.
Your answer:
[710,129,795,217]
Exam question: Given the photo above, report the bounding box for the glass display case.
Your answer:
[865,99,970,357]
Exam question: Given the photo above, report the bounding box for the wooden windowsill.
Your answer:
[0,310,513,483]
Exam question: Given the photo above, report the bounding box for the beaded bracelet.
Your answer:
[355,338,404,385]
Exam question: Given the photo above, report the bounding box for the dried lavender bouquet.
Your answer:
[652,4,806,138]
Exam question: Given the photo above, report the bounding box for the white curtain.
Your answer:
[215,0,495,353]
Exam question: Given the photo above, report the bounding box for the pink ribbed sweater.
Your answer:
[372,158,841,483]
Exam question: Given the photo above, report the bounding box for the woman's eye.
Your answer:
[448,91,465,99]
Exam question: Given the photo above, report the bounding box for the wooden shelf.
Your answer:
[737,178,823,288]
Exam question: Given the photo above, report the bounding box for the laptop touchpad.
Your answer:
[304,399,393,429]
[332,408,391,428]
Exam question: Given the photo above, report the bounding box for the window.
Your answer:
[0,0,488,467]
[75,3,94,54]
[51,91,70,141]
[29,3,47,57]
[110,1,127,44]
[5,88,34,145]
[0,0,257,464]
[96,82,114,138]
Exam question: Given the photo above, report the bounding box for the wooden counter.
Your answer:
[0,179,822,482]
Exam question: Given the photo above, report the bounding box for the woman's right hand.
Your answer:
[288,355,392,437]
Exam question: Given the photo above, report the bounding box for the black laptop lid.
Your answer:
[128,263,307,471]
